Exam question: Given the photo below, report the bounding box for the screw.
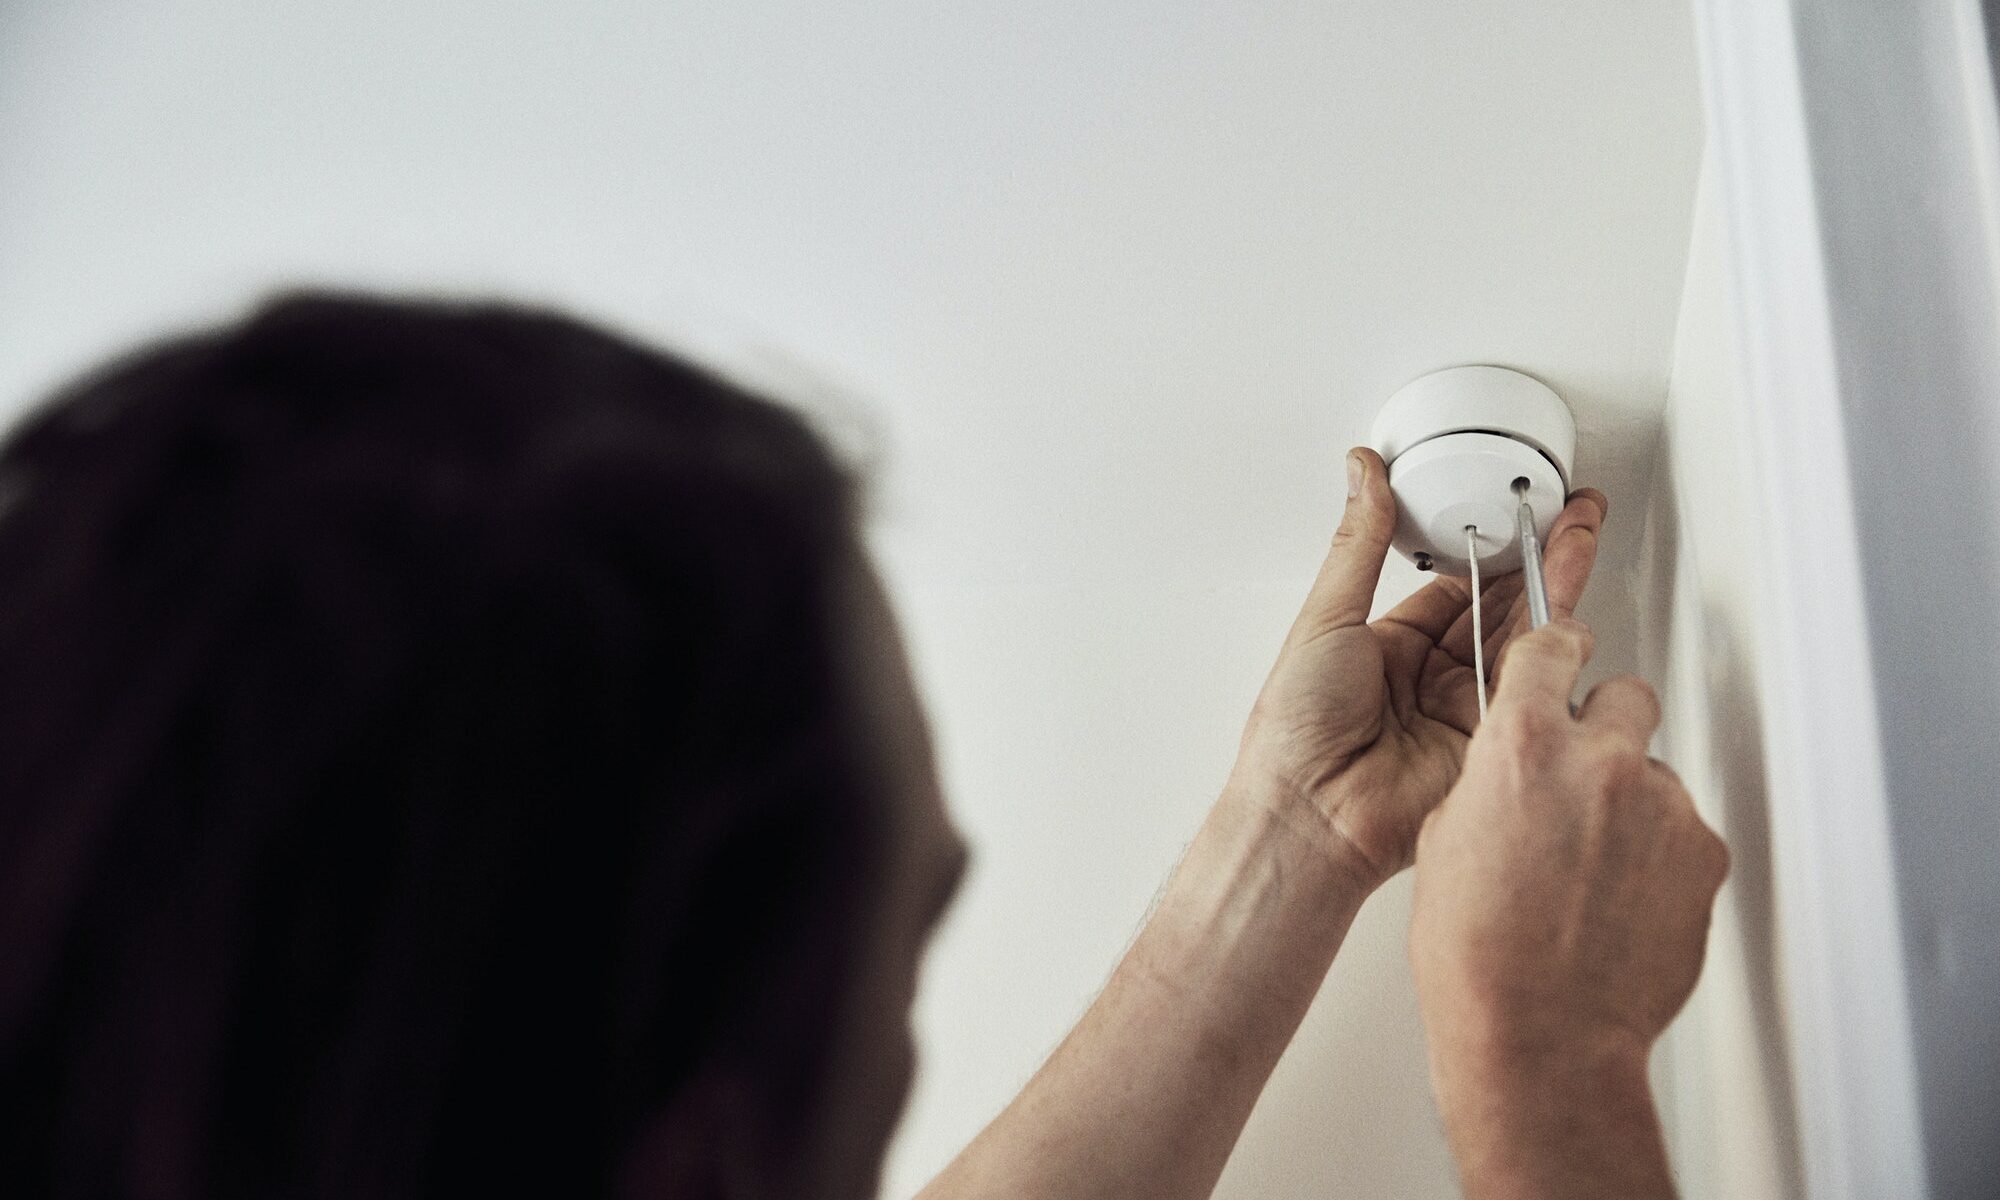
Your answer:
[1414,552,1434,571]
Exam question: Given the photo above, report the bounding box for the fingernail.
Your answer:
[1347,453,1364,497]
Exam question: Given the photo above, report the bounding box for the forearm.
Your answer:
[917,783,1370,1200]
[1432,1035,1676,1200]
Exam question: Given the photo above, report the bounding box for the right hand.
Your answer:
[1409,618,1729,1144]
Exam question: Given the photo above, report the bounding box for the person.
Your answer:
[0,292,1729,1200]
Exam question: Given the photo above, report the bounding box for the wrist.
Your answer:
[1431,1029,1672,1200]
[1218,763,1388,899]
[1128,783,1370,1032]
[1438,1025,1652,1112]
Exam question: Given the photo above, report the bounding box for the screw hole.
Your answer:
[1511,475,1531,495]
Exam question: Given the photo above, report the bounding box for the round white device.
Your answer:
[1368,365,1575,577]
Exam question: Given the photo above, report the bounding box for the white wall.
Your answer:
[1636,159,1803,1199]
[0,3,1704,1196]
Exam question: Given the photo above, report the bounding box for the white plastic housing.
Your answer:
[1368,366,1576,577]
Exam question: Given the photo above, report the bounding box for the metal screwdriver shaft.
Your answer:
[1515,478,1552,630]
[1466,525,1487,722]
[1514,479,1581,717]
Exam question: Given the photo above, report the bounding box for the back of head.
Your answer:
[0,293,884,1198]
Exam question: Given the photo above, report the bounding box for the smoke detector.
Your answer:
[1369,365,1575,576]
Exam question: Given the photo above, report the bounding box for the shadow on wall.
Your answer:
[1698,602,1801,1185]
[1640,462,1805,1199]
[1540,362,1681,695]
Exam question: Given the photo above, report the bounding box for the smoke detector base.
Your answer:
[1368,366,1576,578]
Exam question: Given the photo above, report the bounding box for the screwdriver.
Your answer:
[1515,477,1583,716]
[1514,477,1552,631]
[1469,481,1564,726]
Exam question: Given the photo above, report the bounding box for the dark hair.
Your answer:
[0,293,886,1197]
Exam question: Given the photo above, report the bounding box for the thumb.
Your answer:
[1292,447,1397,636]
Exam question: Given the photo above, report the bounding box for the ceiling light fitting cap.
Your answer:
[1368,365,1576,578]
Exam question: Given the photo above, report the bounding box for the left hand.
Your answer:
[1230,446,1609,890]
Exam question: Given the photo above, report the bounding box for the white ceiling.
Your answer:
[2,0,1701,597]
[0,3,1704,1196]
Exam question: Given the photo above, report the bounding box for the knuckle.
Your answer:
[1508,617,1595,671]
[1697,825,1732,884]
[1551,616,1595,655]
[1487,704,1557,757]
[1612,674,1663,722]
[1647,756,1689,794]
[1582,741,1649,797]
[1524,624,1572,657]
[1329,514,1389,551]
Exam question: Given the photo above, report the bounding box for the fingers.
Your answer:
[1645,757,1732,887]
[1433,489,1604,666]
[1377,575,1471,643]
[1491,617,1595,711]
[1438,571,1524,668]
[1379,575,1468,638]
[1378,490,1603,651]
[1293,448,1397,635]
[1541,489,1608,621]
[1416,644,1484,734]
[1579,676,1662,747]
[1694,820,1733,888]
[1646,755,1686,791]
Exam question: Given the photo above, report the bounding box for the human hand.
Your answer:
[1229,447,1608,890]
[1408,619,1728,1198]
